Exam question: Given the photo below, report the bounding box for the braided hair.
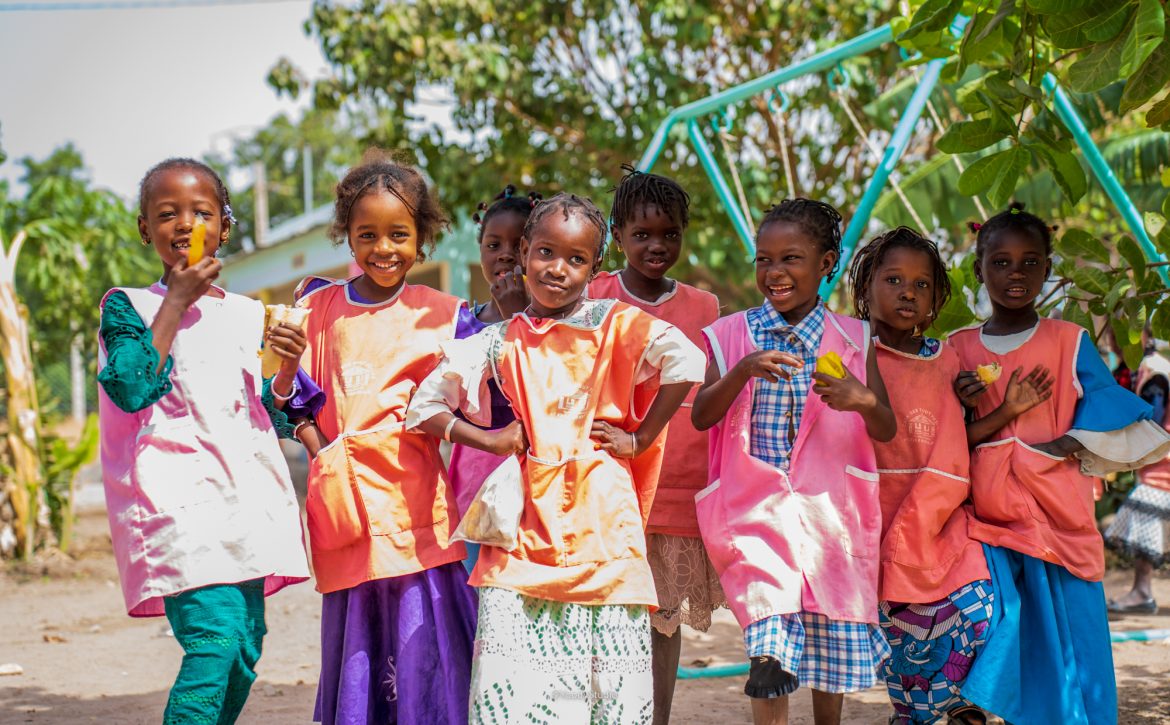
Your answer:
[968,202,1056,259]
[849,226,951,326]
[329,149,448,260]
[138,157,236,229]
[523,193,608,262]
[473,184,542,243]
[757,198,844,277]
[609,164,690,230]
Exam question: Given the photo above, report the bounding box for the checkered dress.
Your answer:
[742,302,889,694]
[746,301,825,471]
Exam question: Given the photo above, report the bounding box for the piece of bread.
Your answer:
[260,304,309,378]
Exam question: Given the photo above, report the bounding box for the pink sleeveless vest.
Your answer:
[949,320,1104,581]
[588,271,720,536]
[697,310,880,627]
[873,342,988,603]
[1135,354,1170,492]
[97,285,309,617]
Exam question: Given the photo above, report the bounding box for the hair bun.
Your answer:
[1008,201,1026,213]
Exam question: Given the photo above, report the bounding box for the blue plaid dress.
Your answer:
[741,302,890,694]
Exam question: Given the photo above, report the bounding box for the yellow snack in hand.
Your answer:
[976,363,1002,385]
[187,217,206,266]
[259,304,310,378]
[814,351,846,385]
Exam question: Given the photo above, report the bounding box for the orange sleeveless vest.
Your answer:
[295,279,466,593]
[949,320,1104,581]
[470,300,666,607]
[873,342,989,603]
[587,271,720,536]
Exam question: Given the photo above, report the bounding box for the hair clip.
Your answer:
[967,221,982,233]
[1010,208,1020,215]
[503,184,516,198]
[223,203,237,225]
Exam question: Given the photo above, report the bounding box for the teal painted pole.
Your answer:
[821,56,946,297]
[1042,74,1170,285]
[687,119,757,254]
[637,24,895,172]
[1109,628,1170,643]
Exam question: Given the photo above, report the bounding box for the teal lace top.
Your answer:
[97,291,296,438]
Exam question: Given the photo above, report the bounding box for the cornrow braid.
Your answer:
[329,150,448,261]
[138,157,235,231]
[970,201,1055,259]
[523,192,608,261]
[473,184,542,243]
[848,226,952,326]
[609,163,691,230]
[758,198,844,277]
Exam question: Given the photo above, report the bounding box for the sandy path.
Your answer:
[3,509,1168,724]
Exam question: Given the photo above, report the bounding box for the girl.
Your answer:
[448,185,537,573]
[949,204,1170,725]
[1105,328,1170,614]
[97,158,311,725]
[849,228,992,724]
[292,153,478,725]
[691,199,895,725]
[588,167,724,725]
[406,193,706,724]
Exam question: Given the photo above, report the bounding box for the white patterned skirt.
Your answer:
[469,586,653,724]
[1106,482,1170,567]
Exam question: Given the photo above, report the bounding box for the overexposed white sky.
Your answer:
[0,0,328,200]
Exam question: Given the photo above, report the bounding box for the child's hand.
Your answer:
[734,350,804,383]
[265,322,308,375]
[812,368,878,413]
[1001,365,1053,418]
[1029,434,1084,459]
[165,256,221,309]
[484,420,527,457]
[492,265,528,319]
[954,371,987,408]
[591,421,637,458]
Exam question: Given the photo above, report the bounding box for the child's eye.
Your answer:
[993,259,1008,266]
[886,276,900,285]
[571,255,586,265]
[783,255,800,262]
[667,232,681,240]
[754,257,769,265]
[916,280,930,289]
[1024,259,1039,266]
[634,232,648,240]
[359,232,376,240]
[196,210,214,219]
[538,247,552,256]
[486,242,499,250]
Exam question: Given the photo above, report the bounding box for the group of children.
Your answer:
[96,151,1170,725]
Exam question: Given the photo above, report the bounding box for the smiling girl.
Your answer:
[292,153,478,725]
[949,203,1170,725]
[97,158,311,725]
[407,192,705,723]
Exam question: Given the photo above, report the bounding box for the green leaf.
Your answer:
[987,146,1029,208]
[1047,9,1097,49]
[1026,0,1093,11]
[1122,0,1165,76]
[1067,32,1126,93]
[1121,22,1170,112]
[958,149,1011,196]
[928,265,978,337]
[936,119,1010,153]
[899,0,964,42]
[1153,305,1170,342]
[1085,1,1136,42]
[1062,299,1094,334]
[1059,228,1112,264]
[976,0,1017,44]
[1118,235,1149,280]
[1073,266,1111,295]
[1034,145,1088,203]
[1147,93,1170,127]
[1104,278,1133,312]
[1148,212,1168,239]
[959,9,1006,70]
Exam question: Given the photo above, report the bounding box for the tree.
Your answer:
[267,0,905,307]
[897,0,1170,363]
[0,144,153,558]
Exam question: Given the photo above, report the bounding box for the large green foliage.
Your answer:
[899,0,1170,362]
[0,145,154,375]
[265,0,903,306]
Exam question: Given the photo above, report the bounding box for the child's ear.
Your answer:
[973,256,985,283]
[610,224,622,250]
[819,248,839,278]
[520,235,531,265]
[137,215,149,245]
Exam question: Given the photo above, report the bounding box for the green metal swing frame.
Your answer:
[635,21,1169,297]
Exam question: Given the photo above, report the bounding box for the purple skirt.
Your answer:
[314,561,478,725]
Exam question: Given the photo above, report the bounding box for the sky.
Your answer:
[0,0,328,200]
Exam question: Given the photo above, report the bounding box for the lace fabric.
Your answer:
[646,533,727,636]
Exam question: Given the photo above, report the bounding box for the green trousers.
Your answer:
[162,579,267,725]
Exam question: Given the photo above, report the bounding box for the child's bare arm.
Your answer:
[811,342,895,442]
[151,257,222,373]
[592,381,692,457]
[417,412,527,457]
[691,351,803,431]
[965,365,1054,446]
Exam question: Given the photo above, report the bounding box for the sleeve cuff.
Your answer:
[1069,419,1170,477]
[261,377,297,439]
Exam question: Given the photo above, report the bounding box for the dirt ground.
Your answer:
[3,504,1170,724]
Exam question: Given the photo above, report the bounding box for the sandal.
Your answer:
[1106,597,1157,614]
[947,705,988,724]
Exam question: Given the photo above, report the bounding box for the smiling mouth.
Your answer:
[370,260,403,272]
[1005,286,1028,296]
[766,284,794,297]
[538,280,568,293]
